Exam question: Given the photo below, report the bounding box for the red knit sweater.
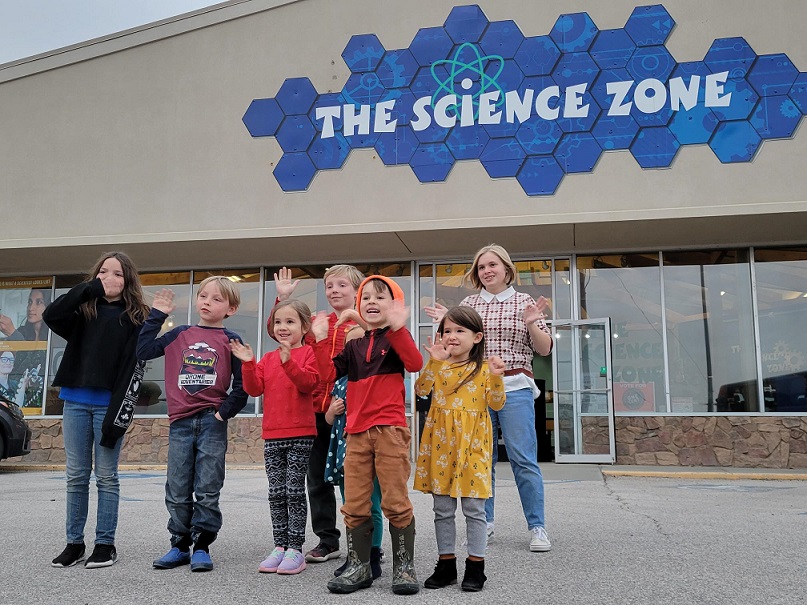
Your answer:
[241,345,319,440]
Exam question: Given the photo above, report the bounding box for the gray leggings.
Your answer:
[432,495,487,558]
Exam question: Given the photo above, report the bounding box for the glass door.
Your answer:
[552,319,615,463]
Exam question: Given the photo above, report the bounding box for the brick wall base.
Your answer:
[18,416,807,469]
[19,417,266,465]
[615,416,807,468]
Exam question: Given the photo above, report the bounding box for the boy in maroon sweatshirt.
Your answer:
[312,275,422,595]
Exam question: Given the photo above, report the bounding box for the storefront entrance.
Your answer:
[552,319,615,464]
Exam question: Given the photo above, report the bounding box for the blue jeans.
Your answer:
[486,388,545,530]
[165,408,228,547]
[62,401,124,545]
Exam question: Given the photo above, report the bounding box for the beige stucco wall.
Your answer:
[1,0,806,274]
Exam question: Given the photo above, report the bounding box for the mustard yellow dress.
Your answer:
[414,358,505,498]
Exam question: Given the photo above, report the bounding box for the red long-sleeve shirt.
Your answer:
[313,326,422,434]
[241,345,319,440]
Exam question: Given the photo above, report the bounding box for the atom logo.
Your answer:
[431,42,505,117]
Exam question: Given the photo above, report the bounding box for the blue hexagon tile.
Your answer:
[243,4,807,195]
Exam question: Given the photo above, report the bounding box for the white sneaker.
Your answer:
[529,527,551,552]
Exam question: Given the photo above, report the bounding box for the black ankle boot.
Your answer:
[461,558,486,592]
[424,557,457,589]
[370,546,383,579]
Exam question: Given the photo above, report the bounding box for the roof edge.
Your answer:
[0,0,301,83]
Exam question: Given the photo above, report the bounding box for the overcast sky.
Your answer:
[0,0,221,64]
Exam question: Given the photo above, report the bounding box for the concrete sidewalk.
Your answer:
[1,462,805,605]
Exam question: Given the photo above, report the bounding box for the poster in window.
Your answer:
[0,277,52,415]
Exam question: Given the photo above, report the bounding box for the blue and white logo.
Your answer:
[243,4,807,196]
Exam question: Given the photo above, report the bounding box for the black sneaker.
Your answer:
[85,544,118,568]
[305,542,341,562]
[52,543,86,568]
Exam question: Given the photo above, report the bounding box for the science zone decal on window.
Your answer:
[243,4,807,196]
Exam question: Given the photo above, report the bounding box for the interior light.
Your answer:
[584,333,591,339]
[720,290,726,296]
[613,333,619,339]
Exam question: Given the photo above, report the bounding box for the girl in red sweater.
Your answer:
[231,300,319,575]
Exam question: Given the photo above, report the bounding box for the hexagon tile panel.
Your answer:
[243,4,807,195]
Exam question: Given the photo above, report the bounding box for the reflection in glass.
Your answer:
[663,250,758,413]
[753,248,807,412]
[577,254,665,412]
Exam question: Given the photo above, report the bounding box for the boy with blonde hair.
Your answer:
[137,276,248,572]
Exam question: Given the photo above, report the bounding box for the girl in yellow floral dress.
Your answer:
[414,306,505,592]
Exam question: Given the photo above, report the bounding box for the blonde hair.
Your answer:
[463,244,517,290]
[268,299,312,342]
[323,264,364,290]
[197,276,241,316]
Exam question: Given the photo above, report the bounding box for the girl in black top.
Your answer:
[45,252,148,569]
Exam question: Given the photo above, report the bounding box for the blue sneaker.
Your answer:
[153,547,191,569]
[190,550,214,572]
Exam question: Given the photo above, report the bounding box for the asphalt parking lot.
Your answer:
[1,463,805,605]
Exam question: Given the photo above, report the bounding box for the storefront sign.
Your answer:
[243,4,807,195]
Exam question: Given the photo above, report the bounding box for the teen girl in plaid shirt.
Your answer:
[426,244,553,553]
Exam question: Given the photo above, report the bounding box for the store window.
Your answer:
[753,248,807,413]
[421,258,564,450]
[0,277,52,416]
[663,250,758,413]
[577,254,666,413]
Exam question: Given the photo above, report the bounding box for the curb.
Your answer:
[0,464,265,472]
[602,469,807,481]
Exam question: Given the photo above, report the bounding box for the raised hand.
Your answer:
[488,355,506,376]
[0,313,15,337]
[337,308,368,331]
[423,302,448,323]
[387,299,410,331]
[278,341,291,363]
[424,334,449,361]
[229,339,254,362]
[152,288,176,315]
[274,267,300,302]
[523,296,550,324]
[311,311,329,342]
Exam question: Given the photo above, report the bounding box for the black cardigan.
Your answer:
[43,279,144,448]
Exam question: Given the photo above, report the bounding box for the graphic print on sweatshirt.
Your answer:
[179,341,220,394]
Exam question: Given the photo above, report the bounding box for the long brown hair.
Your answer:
[80,252,149,325]
[437,306,486,393]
